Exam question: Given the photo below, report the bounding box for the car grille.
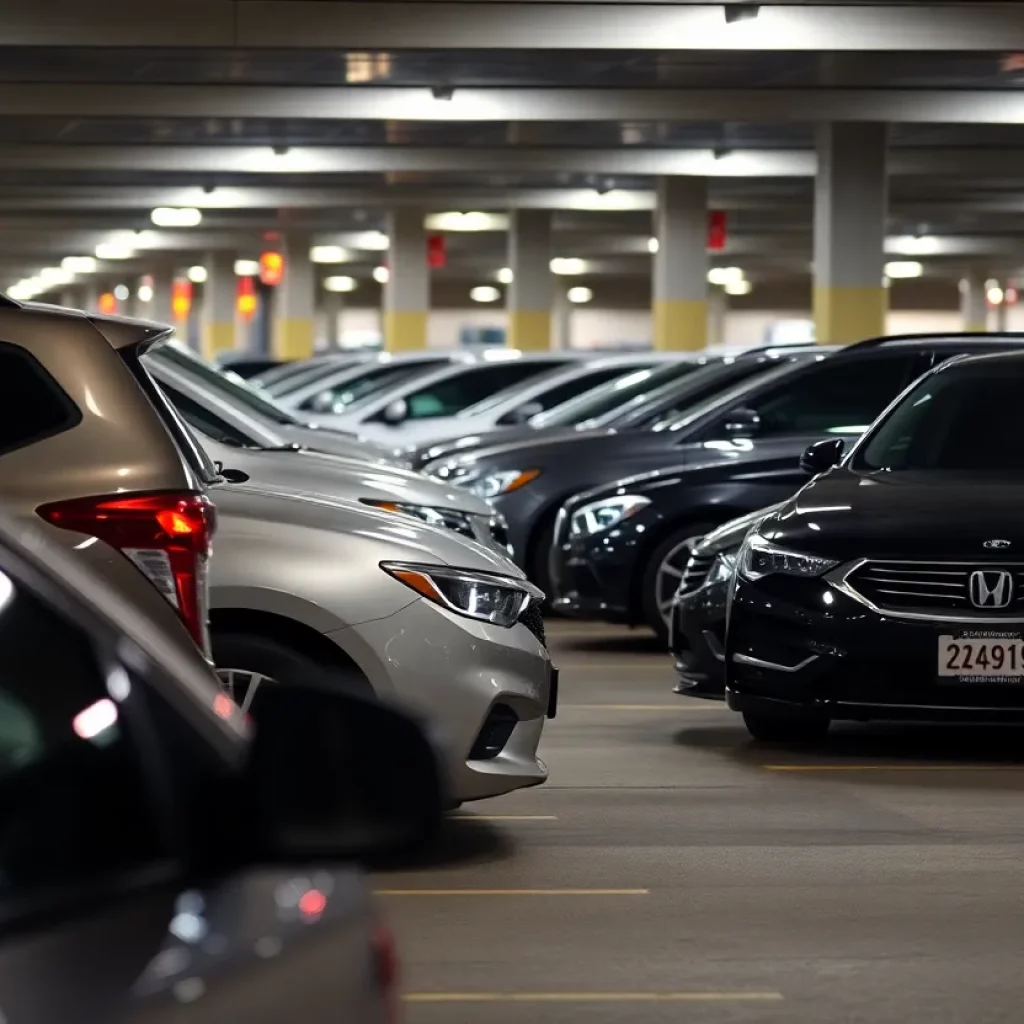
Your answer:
[844,560,1024,615]
[677,550,715,596]
[519,602,547,648]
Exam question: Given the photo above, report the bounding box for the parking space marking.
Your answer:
[449,814,558,821]
[764,764,1024,772]
[403,991,784,1003]
[375,888,650,896]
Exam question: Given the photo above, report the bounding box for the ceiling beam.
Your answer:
[2,84,1024,125]
[1,2,1020,51]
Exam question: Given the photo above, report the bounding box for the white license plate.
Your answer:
[938,635,1024,680]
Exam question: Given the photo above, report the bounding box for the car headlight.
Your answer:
[361,499,475,539]
[705,548,739,585]
[569,495,651,537]
[737,533,839,582]
[466,469,541,499]
[380,561,543,627]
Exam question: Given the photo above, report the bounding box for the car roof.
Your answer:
[844,331,1024,352]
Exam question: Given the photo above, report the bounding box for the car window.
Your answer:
[0,567,167,919]
[160,381,259,448]
[0,343,81,456]
[856,361,1024,472]
[495,365,642,426]
[705,353,922,439]
[299,363,437,413]
[387,363,557,421]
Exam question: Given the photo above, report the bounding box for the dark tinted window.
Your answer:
[161,381,257,447]
[300,363,437,413]
[0,568,166,918]
[497,366,640,425]
[0,344,81,456]
[714,354,920,438]
[857,361,1024,471]
[392,363,557,421]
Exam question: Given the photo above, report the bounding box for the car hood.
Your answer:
[426,426,624,474]
[766,468,1024,561]
[408,423,546,467]
[205,438,494,517]
[210,481,525,577]
[696,502,787,556]
[275,422,408,466]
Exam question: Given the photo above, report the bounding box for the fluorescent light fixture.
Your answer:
[883,260,924,279]
[150,206,202,228]
[470,285,501,303]
[187,265,208,284]
[354,231,389,251]
[95,241,134,260]
[426,211,505,232]
[234,259,260,276]
[324,275,357,293]
[723,3,760,23]
[137,284,154,303]
[887,235,940,256]
[725,279,752,296]
[707,266,745,286]
[567,286,593,304]
[988,285,1005,305]
[62,256,97,273]
[39,267,73,286]
[550,257,587,275]
[647,237,659,254]
[310,245,351,264]
[373,266,390,284]
[113,284,130,301]
[497,267,514,284]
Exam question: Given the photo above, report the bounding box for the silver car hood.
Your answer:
[204,438,495,517]
[275,422,408,465]
[210,480,526,578]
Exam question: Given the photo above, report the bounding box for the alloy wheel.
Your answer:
[216,668,277,715]
[654,540,692,628]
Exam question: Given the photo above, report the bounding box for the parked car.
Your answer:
[213,351,285,379]
[425,349,826,590]
[147,345,405,463]
[207,482,555,804]
[549,334,1024,637]
[251,351,371,393]
[669,503,783,698]
[727,348,1024,742]
[0,505,443,1023]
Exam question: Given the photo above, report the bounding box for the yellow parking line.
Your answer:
[375,888,649,896]
[449,814,558,821]
[565,703,719,711]
[765,764,1024,772]
[404,991,784,1003]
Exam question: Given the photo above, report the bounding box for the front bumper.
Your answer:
[727,574,1024,722]
[329,600,552,802]
[670,578,729,700]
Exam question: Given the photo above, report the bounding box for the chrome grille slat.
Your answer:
[873,587,969,602]
[858,576,965,589]
[678,552,714,595]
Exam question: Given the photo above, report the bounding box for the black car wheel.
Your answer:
[741,709,831,743]
[641,523,715,643]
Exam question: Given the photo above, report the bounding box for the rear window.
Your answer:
[0,343,81,456]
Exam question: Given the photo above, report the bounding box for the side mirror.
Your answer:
[722,407,762,436]
[800,437,845,475]
[237,685,444,863]
[311,391,335,413]
[381,398,409,425]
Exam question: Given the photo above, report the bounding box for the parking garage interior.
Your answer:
[6,2,1024,1022]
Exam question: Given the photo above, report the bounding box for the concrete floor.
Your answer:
[378,622,1024,1024]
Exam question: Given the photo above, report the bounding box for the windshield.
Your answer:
[298,362,444,413]
[153,346,302,426]
[532,362,702,429]
[855,360,1024,472]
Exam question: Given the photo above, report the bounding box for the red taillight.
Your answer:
[371,924,400,1023]
[37,491,216,655]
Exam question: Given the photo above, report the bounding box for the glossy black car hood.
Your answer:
[765,468,1024,561]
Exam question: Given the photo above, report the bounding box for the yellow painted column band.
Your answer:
[201,321,236,361]
[964,321,987,333]
[508,310,551,351]
[813,286,887,345]
[653,299,707,351]
[274,318,315,360]
[384,311,427,351]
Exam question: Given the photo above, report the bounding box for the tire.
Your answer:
[529,521,557,606]
[640,523,716,644]
[212,630,373,713]
[741,709,831,743]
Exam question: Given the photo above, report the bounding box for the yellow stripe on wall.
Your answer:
[384,310,428,351]
[201,321,236,361]
[813,286,887,345]
[273,317,315,360]
[508,310,552,351]
[653,299,707,351]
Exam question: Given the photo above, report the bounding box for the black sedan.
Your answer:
[728,349,1024,743]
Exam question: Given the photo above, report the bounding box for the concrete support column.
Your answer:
[384,210,428,350]
[321,290,343,349]
[813,123,888,345]
[272,234,315,360]
[707,286,727,348]
[995,282,1009,332]
[653,176,708,351]
[960,272,989,332]
[150,263,176,326]
[507,210,553,351]
[553,282,572,350]
[201,252,237,360]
